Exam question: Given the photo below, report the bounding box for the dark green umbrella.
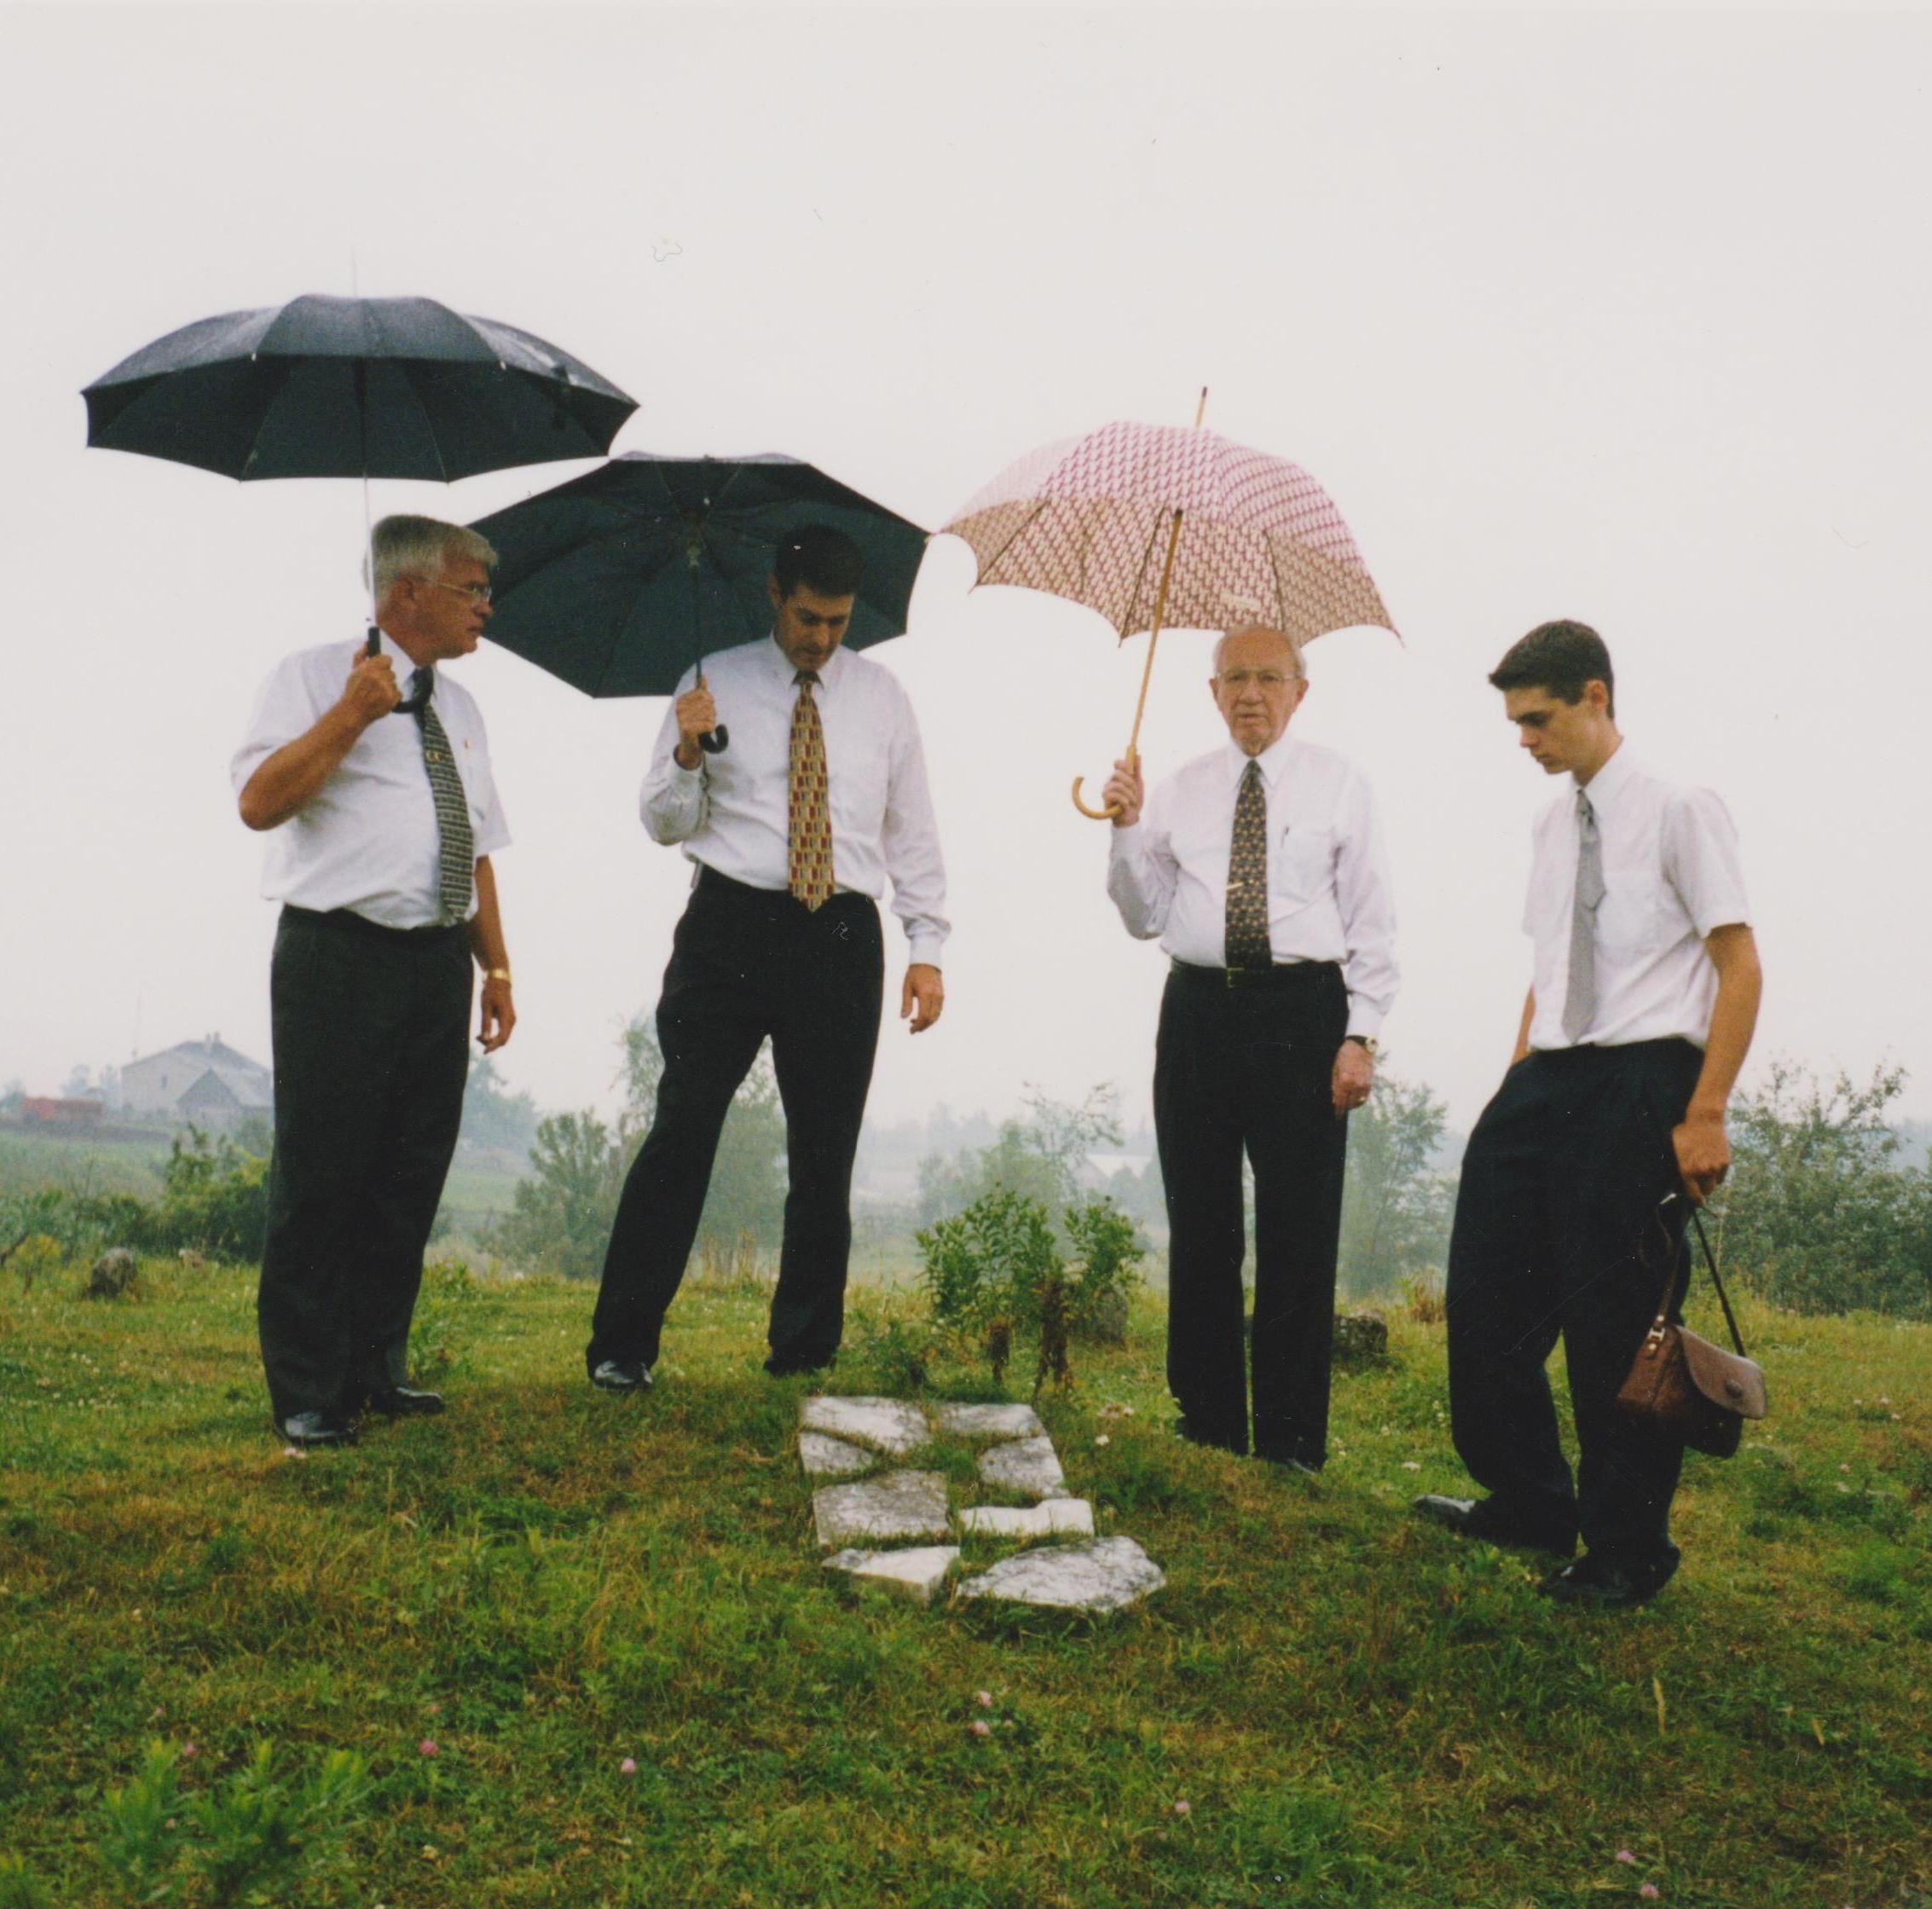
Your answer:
[83,294,637,481]
[471,452,929,702]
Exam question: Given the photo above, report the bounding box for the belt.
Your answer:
[1168,957,1341,992]
[281,904,467,944]
[694,863,871,910]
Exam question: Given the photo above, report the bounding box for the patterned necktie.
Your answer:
[410,668,474,923]
[788,669,833,911]
[1563,788,1605,1042]
[1224,759,1272,969]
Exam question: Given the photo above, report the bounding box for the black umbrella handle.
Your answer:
[367,625,425,716]
[699,725,729,755]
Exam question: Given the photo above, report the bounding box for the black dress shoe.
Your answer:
[1411,1494,1576,1557]
[276,1411,355,1448]
[591,1360,651,1393]
[1540,1552,1676,1608]
[763,1353,832,1379]
[1258,1453,1323,1478]
[367,1386,444,1416]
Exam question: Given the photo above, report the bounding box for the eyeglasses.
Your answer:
[1217,668,1299,690]
[416,576,493,604]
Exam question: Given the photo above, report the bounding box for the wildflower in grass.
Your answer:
[282,1446,304,1459]
[1616,1850,1636,1865]
[975,1691,993,1708]
[1172,1799,1190,1817]
[1640,1886,1659,1900]
[621,1758,637,1775]
[1402,1461,1421,1472]
[1096,1434,1111,1447]
[181,1744,197,1760]
[969,1720,991,1738]
[425,1701,442,1715]
[419,1739,438,1757]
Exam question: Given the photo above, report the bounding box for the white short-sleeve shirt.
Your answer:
[230,633,510,929]
[1524,743,1750,1051]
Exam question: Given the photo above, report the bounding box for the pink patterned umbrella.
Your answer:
[943,413,1396,816]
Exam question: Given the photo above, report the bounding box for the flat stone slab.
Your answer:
[959,1499,1095,1542]
[957,1536,1166,1612]
[813,1470,952,1548]
[824,1544,960,1607]
[800,1395,931,1458]
[799,1432,878,1479]
[933,1402,1046,1442]
[977,1435,1068,1501]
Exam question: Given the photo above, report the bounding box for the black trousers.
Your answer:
[1154,961,1350,1466]
[257,905,472,1421]
[1444,1038,1704,1565]
[587,868,885,1375]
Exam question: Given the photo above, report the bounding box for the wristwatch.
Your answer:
[1343,1035,1380,1058]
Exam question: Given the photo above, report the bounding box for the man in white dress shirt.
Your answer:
[1102,625,1397,1472]
[1414,620,1761,1606]
[586,526,948,1391]
[233,516,517,1448]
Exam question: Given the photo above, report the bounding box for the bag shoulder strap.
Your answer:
[1688,1207,1750,1359]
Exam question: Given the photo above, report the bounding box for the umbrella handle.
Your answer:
[700,725,730,755]
[1070,776,1121,821]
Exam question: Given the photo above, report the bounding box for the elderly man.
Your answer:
[585,524,948,1393]
[233,515,516,1448]
[1414,620,1760,1606]
[1103,624,1397,1472]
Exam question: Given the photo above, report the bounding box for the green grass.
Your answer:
[1,1260,1927,1908]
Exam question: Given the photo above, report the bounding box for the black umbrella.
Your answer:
[84,294,637,481]
[471,453,929,750]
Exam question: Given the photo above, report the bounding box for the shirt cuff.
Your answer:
[906,934,945,969]
[1345,1006,1385,1040]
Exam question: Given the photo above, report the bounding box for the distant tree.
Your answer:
[1337,1071,1455,1299]
[482,1014,784,1280]
[61,1064,95,1099]
[1721,1060,1932,1318]
[459,1055,542,1156]
[917,1085,1124,1229]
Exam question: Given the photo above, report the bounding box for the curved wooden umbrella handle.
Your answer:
[1071,775,1121,821]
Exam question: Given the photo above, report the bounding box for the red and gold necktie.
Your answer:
[788,670,834,910]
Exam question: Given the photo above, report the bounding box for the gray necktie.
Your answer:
[410,668,475,923]
[1563,788,1604,1043]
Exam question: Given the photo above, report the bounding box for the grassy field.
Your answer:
[1,1257,1927,1908]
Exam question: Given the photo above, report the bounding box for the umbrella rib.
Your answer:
[963,498,1047,584]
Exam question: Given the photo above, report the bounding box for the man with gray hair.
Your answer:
[1102,624,1397,1473]
[232,515,517,1447]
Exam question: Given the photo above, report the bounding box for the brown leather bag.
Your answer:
[1615,1205,1767,1459]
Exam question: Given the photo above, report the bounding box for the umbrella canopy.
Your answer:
[943,419,1394,651]
[83,294,637,482]
[471,452,929,698]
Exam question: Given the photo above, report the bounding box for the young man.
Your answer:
[234,516,516,1448]
[1102,625,1397,1472]
[1415,620,1761,1606]
[585,525,948,1392]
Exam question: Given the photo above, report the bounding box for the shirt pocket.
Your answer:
[1594,854,1661,955]
[831,749,888,836]
[1274,824,1337,912]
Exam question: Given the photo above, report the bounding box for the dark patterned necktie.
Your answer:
[410,668,474,923]
[789,670,833,911]
[1224,759,1271,969]
[1563,787,1605,1042]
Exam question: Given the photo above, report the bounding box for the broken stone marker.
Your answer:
[823,1544,960,1607]
[813,1470,952,1549]
[799,1395,932,1458]
[958,1499,1095,1542]
[957,1536,1166,1612]
[799,1432,878,1479]
[976,1435,1067,1501]
[933,1402,1046,1443]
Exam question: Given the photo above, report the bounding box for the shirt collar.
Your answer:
[1575,739,1637,815]
[1222,725,1297,790]
[762,634,847,691]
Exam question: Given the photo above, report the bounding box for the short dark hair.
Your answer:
[772,524,863,599]
[1489,619,1616,718]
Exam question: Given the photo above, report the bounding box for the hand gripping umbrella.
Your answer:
[943,396,1396,817]
[469,452,929,753]
[84,292,639,690]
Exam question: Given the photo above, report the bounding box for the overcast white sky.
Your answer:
[3,3,1929,1137]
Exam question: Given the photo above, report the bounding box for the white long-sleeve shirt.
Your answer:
[1524,743,1750,1051]
[639,635,950,968]
[230,633,510,929]
[1107,728,1398,1038]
